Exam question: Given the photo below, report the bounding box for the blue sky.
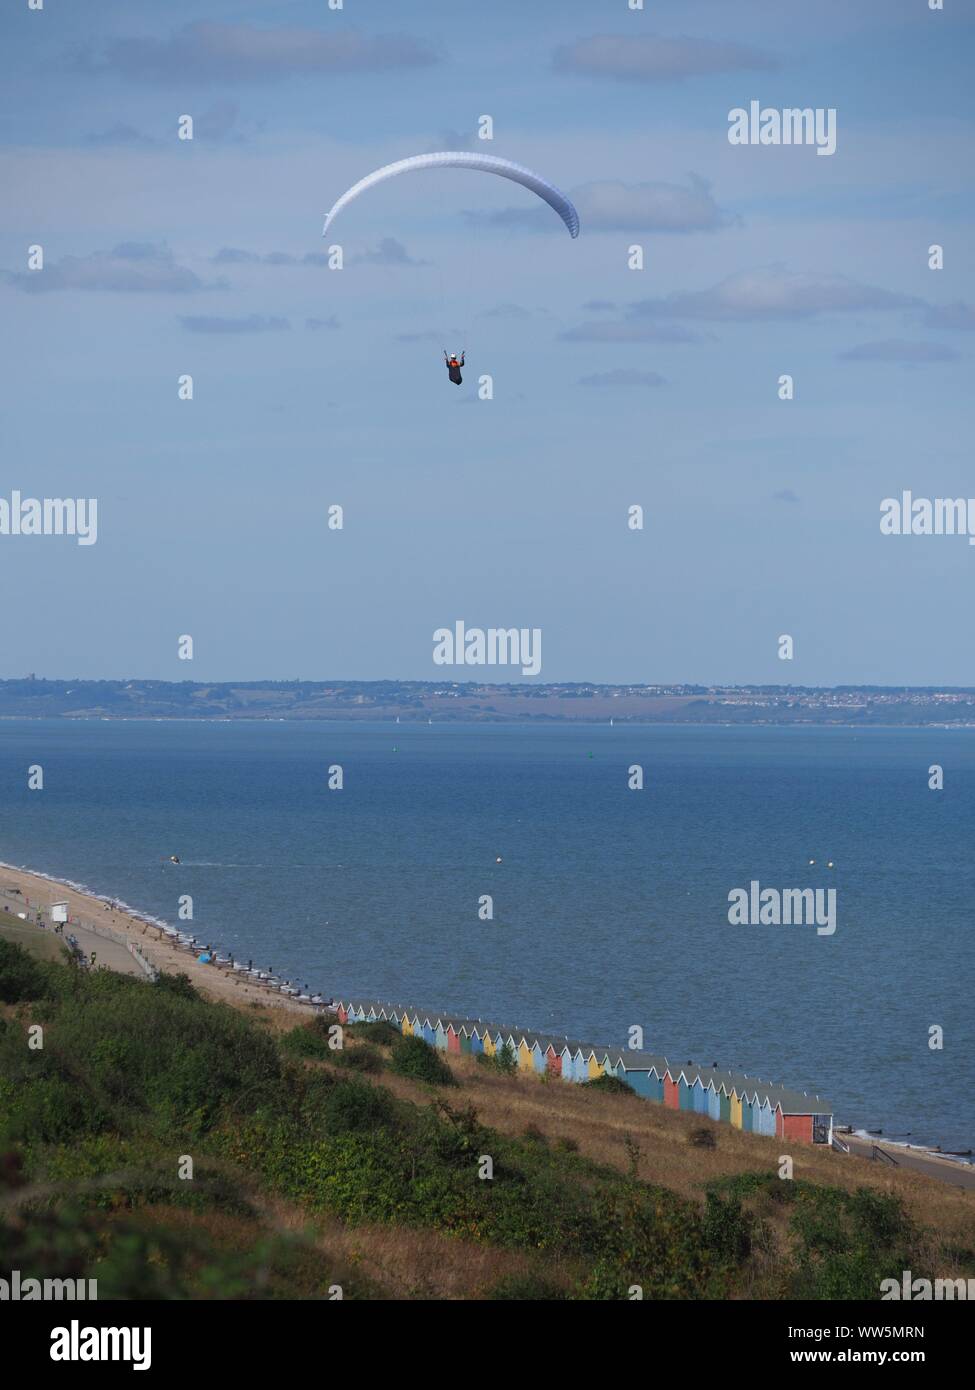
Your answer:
[1,0,973,685]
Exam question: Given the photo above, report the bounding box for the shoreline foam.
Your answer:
[0,859,319,1015]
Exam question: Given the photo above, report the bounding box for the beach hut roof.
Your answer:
[616,1051,669,1075]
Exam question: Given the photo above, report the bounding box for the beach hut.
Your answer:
[730,1087,744,1129]
[773,1086,834,1144]
[336,1002,349,1024]
[545,1043,562,1077]
[481,1026,496,1058]
[692,1072,709,1115]
[754,1094,776,1137]
[719,1086,731,1123]
[557,1044,575,1080]
[517,1034,535,1073]
[741,1089,755,1132]
[600,1050,623,1080]
[563,1044,585,1082]
[419,1015,437,1046]
[465,1025,483,1056]
[434,1019,449,1051]
[530,1038,548,1075]
[445,1020,462,1055]
[677,1071,694,1111]
[400,1011,414,1037]
[585,1048,603,1081]
[707,1080,722,1122]
[615,1053,666,1101]
[663,1068,680,1109]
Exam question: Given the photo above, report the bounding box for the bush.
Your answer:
[390,1036,455,1087]
[689,1126,717,1149]
[581,1073,634,1096]
[280,1026,331,1061]
[48,970,283,1137]
[702,1193,752,1265]
[153,972,199,1001]
[344,1021,401,1048]
[476,1043,517,1075]
[323,1079,397,1135]
[331,1044,383,1075]
[0,939,55,1003]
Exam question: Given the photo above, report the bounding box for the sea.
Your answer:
[0,717,971,1155]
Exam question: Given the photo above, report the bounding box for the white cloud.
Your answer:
[631,268,918,322]
[78,22,440,84]
[838,340,960,363]
[5,243,211,294]
[553,34,777,83]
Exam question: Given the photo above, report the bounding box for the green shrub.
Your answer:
[581,1073,634,1096]
[477,1042,517,1075]
[702,1193,752,1265]
[344,1020,401,1047]
[0,939,55,1003]
[280,1026,331,1061]
[390,1036,455,1086]
[331,1044,383,1075]
[323,1079,397,1135]
[153,972,199,1001]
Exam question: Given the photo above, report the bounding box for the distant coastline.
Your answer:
[2,677,974,726]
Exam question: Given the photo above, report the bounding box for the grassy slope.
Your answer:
[0,911,67,964]
[1,946,972,1301]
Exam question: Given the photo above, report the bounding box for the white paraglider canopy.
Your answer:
[322,151,581,238]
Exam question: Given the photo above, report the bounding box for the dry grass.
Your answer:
[271,1203,577,1300]
[305,1037,975,1265]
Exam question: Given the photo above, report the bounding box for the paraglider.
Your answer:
[323,153,578,388]
[322,151,580,240]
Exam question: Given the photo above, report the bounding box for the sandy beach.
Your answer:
[0,860,319,1016]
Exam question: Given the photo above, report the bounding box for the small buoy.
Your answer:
[827,860,834,868]
[169,855,181,864]
[495,856,502,864]
[808,859,815,865]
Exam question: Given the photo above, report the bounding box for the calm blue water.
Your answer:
[0,719,971,1153]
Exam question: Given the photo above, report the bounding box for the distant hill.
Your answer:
[0,677,973,725]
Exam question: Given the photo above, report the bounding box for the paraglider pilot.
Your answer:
[444,350,465,385]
